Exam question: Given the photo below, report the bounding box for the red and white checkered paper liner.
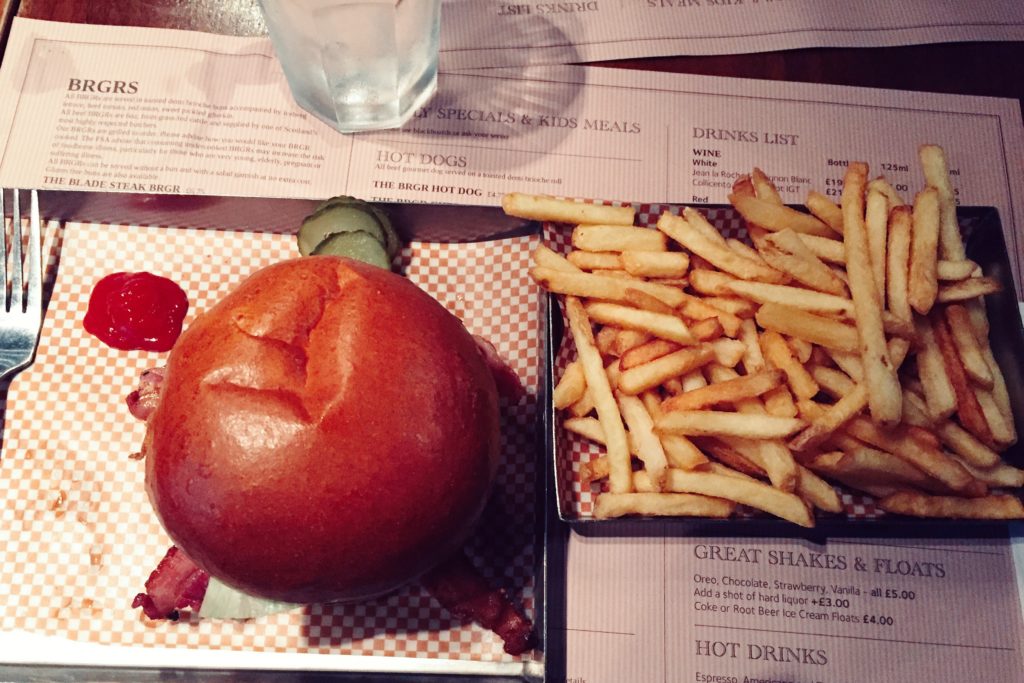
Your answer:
[0,220,545,663]
[546,203,884,521]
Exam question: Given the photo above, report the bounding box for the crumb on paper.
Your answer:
[48,488,68,514]
[89,543,104,567]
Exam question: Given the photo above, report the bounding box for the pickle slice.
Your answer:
[312,230,391,269]
[297,205,389,257]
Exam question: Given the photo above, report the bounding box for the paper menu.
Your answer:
[1,18,1023,291]
[440,0,1024,68]
[565,534,1024,682]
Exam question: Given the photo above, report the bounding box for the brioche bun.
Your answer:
[143,256,500,603]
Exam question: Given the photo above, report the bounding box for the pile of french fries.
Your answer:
[504,144,1024,527]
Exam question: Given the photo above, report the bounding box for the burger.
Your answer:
[127,247,532,653]
[140,254,504,605]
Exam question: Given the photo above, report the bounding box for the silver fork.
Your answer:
[0,189,42,381]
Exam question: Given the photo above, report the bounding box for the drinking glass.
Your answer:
[259,0,441,132]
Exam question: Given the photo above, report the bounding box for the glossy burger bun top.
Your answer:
[143,256,501,603]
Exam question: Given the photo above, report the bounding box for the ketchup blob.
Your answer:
[83,272,189,352]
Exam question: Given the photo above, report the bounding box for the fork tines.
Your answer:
[0,189,42,317]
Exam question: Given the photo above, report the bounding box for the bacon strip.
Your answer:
[132,545,209,620]
[473,335,525,402]
[422,552,536,655]
[126,366,166,421]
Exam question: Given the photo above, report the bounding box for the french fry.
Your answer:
[623,288,677,315]
[703,296,757,318]
[617,346,715,395]
[718,435,798,492]
[789,385,868,452]
[762,386,798,418]
[658,211,784,283]
[755,302,860,352]
[967,302,1017,445]
[726,280,854,316]
[880,491,1024,519]
[663,434,711,470]
[732,174,757,198]
[701,439,768,478]
[689,268,738,296]
[573,224,667,252]
[680,369,708,392]
[804,191,844,234]
[594,492,735,520]
[621,250,689,278]
[661,369,784,412]
[885,205,913,323]
[579,456,609,488]
[532,267,686,308]
[590,268,631,279]
[595,326,619,357]
[888,336,912,370]
[710,338,747,367]
[868,177,906,208]
[751,168,784,204]
[567,414,709,473]
[806,447,940,494]
[918,144,967,260]
[585,302,695,345]
[534,243,581,272]
[760,330,819,400]
[908,187,940,315]
[797,233,847,264]
[503,193,634,225]
[646,387,695,444]
[522,146,1021,526]
[956,460,1024,489]
[620,338,680,370]
[679,293,743,337]
[568,390,595,418]
[944,304,993,388]
[690,317,724,342]
[936,276,1002,303]
[841,161,902,425]
[865,187,889,306]
[564,419,639,474]
[565,297,632,493]
[553,361,586,409]
[902,386,998,469]
[614,329,653,356]
[936,259,979,281]
[787,336,814,364]
[662,469,814,527]
[726,238,769,268]
[809,365,856,398]
[739,319,766,372]
[567,250,621,271]
[729,192,834,237]
[617,394,669,491]
[915,314,956,420]
[843,417,976,493]
[974,387,1017,448]
[796,465,843,513]
[757,229,847,296]
[656,410,805,440]
[931,311,993,444]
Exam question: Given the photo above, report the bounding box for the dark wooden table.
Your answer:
[4,2,1024,681]
[15,0,1024,112]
